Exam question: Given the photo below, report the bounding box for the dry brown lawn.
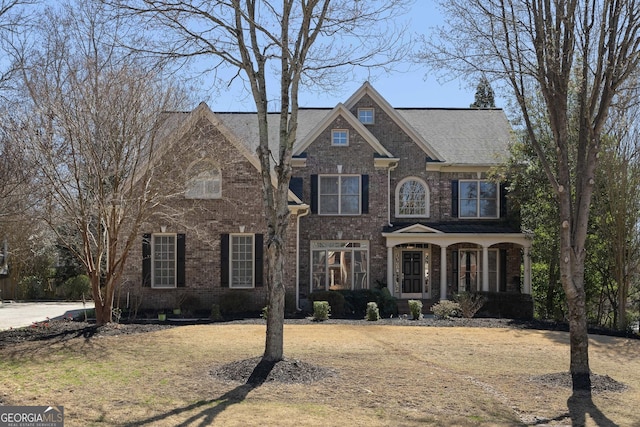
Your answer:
[1,323,639,426]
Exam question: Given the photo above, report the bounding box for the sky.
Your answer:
[194,2,490,112]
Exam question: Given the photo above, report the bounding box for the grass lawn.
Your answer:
[1,323,639,426]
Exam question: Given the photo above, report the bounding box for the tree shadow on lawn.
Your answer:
[123,358,277,427]
[566,392,619,427]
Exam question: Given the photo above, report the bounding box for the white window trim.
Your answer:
[395,177,430,218]
[357,108,375,124]
[458,248,500,292]
[310,240,369,292]
[318,174,361,216]
[459,179,499,219]
[229,233,255,289]
[331,129,349,146]
[151,233,177,289]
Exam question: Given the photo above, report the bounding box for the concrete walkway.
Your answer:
[0,301,95,330]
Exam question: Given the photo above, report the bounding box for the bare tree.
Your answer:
[421,1,640,394]
[0,0,35,93]
[12,0,188,324]
[111,0,413,362]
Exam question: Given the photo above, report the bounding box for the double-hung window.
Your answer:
[459,180,498,218]
[319,175,360,215]
[152,234,176,288]
[220,233,263,289]
[230,234,254,288]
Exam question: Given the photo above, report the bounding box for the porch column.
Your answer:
[482,245,490,292]
[387,246,394,296]
[523,246,531,294]
[440,245,447,300]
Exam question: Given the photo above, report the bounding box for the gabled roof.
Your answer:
[156,103,306,206]
[343,82,443,161]
[397,108,512,166]
[291,103,394,157]
[198,82,512,169]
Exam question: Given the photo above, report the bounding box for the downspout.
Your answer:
[296,206,310,311]
[387,161,399,296]
[387,161,399,227]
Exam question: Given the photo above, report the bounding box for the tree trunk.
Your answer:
[90,274,113,326]
[263,238,286,361]
[566,281,591,394]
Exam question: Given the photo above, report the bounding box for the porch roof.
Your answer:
[383,221,523,234]
[382,221,532,248]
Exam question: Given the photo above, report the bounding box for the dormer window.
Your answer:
[358,108,375,124]
[332,129,349,146]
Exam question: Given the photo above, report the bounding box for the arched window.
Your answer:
[396,177,429,217]
[185,159,221,199]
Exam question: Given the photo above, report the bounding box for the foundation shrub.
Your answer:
[218,291,258,315]
[312,301,330,321]
[431,300,461,319]
[338,288,398,318]
[408,299,423,320]
[455,292,486,318]
[309,291,345,317]
[366,302,380,321]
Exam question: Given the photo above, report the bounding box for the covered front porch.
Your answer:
[382,223,532,302]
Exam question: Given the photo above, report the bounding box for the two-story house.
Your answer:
[122,82,532,318]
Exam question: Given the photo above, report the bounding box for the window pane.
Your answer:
[460,181,477,199]
[320,195,339,214]
[480,182,496,198]
[341,177,360,194]
[480,199,497,217]
[231,235,253,288]
[153,235,176,288]
[332,130,348,145]
[341,195,360,214]
[358,109,374,124]
[329,250,351,290]
[320,176,339,193]
[460,200,477,217]
[353,250,367,290]
[312,251,326,292]
[399,180,426,216]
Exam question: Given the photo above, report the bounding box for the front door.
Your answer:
[402,251,422,294]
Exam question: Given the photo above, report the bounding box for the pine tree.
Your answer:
[470,76,495,108]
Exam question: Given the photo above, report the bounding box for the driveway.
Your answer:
[0,301,95,330]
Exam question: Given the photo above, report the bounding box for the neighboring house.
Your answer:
[122,82,533,317]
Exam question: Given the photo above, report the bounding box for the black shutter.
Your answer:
[176,234,186,287]
[361,175,369,214]
[451,180,459,218]
[310,174,318,213]
[220,234,229,287]
[499,182,508,218]
[142,234,151,287]
[500,249,507,292]
[289,177,304,200]
[254,234,264,287]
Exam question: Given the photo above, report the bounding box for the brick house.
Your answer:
[122,82,533,317]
